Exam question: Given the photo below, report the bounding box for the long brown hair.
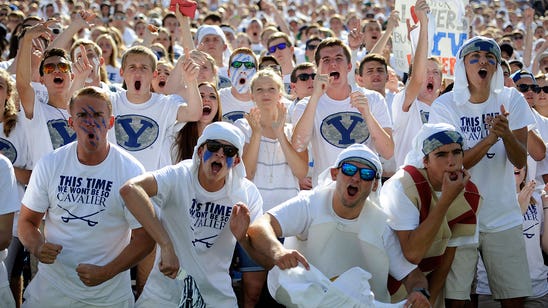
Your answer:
[1,69,17,137]
[173,82,222,162]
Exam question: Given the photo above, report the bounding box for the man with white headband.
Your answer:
[381,123,480,305]
[120,122,263,307]
[429,36,534,307]
[231,144,431,307]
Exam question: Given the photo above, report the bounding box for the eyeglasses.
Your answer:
[513,35,524,40]
[296,73,316,81]
[205,140,239,157]
[517,84,541,93]
[339,162,377,181]
[43,62,71,74]
[268,42,288,54]
[306,44,319,50]
[539,86,548,93]
[231,61,256,69]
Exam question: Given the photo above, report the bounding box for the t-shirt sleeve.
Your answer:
[368,91,393,129]
[383,225,417,280]
[151,164,179,209]
[21,155,52,213]
[380,178,420,230]
[391,91,411,130]
[268,193,311,237]
[0,157,19,215]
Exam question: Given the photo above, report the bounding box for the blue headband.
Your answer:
[511,70,536,83]
[458,37,502,64]
[422,131,464,155]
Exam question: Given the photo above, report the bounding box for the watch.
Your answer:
[412,287,431,299]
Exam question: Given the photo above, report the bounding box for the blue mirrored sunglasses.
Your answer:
[340,162,376,181]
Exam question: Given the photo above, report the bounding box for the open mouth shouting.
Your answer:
[53,77,64,84]
[239,77,247,85]
[478,68,488,79]
[202,105,212,116]
[158,80,166,88]
[134,80,142,91]
[347,184,358,197]
[330,71,340,80]
[211,160,223,175]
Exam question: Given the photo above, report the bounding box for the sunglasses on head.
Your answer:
[231,61,256,69]
[205,140,239,157]
[517,84,541,93]
[339,162,377,181]
[296,73,316,81]
[43,62,70,74]
[268,42,288,54]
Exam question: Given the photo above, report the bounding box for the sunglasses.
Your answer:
[514,36,524,40]
[259,64,281,72]
[296,73,316,81]
[517,84,541,93]
[268,42,288,54]
[43,62,70,74]
[205,140,239,157]
[339,162,377,181]
[540,86,548,93]
[231,61,256,69]
[306,44,319,50]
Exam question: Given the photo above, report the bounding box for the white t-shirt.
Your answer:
[21,142,144,304]
[219,87,255,123]
[0,155,19,290]
[429,87,534,232]
[269,183,415,303]
[24,96,74,167]
[391,91,431,168]
[138,162,263,307]
[109,91,185,171]
[234,119,300,211]
[531,110,548,184]
[291,85,392,184]
[105,64,123,84]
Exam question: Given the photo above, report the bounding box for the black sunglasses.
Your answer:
[540,86,548,93]
[205,140,239,157]
[339,162,377,181]
[268,42,288,54]
[296,73,316,81]
[231,61,256,69]
[517,84,541,94]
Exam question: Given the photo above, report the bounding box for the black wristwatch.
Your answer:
[413,287,431,299]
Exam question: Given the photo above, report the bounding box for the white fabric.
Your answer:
[291,85,392,185]
[429,87,534,232]
[391,91,431,168]
[137,160,263,307]
[476,191,548,298]
[403,123,462,169]
[268,264,406,308]
[269,183,416,303]
[105,64,123,84]
[218,87,255,123]
[109,91,185,171]
[0,154,19,297]
[233,119,299,211]
[0,112,32,235]
[531,110,548,184]
[21,142,144,305]
[24,96,73,167]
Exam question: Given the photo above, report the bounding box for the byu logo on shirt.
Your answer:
[47,119,76,149]
[115,114,159,151]
[320,112,370,148]
[223,111,246,123]
[0,138,17,163]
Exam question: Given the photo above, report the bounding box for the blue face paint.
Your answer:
[226,156,234,168]
[203,148,234,168]
[203,149,214,162]
[469,59,479,64]
[488,59,496,65]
